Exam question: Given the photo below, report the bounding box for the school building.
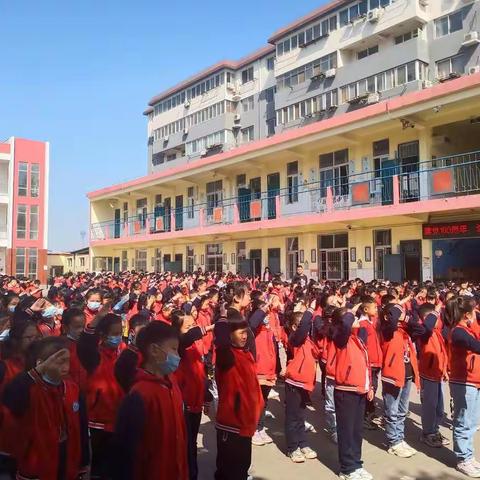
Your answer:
[0,137,49,283]
[88,0,480,282]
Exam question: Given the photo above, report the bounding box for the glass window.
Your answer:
[15,248,26,277]
[241,126,254,143]
[452,54,465,74]
[30,164,40,197]
[29,205,38,240]
[17,205,27,239]
[397,65,407,84]
[449,10,464,33]
[329,16,337,31]
[407,62,416,82]
[28,248,37,280]
[359,0,368,15]
[18,163,28,197]
[340,9,349,26]
[242,66,254,84]
[267,57,275,71]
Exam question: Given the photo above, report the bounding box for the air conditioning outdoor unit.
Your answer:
[234,113,241,122]
[325,68,337,78]
[184,101,190,108]
[183,128,189,135]
[367,8,381,23]
[366,92,380,104]
[462,31,480,47]
[422,80,433,88]
[232,94,241,102]
[467,65,480,75]
[200,149,207,156]
[163,135,169,142]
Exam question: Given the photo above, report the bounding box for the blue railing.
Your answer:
[90,150,480,241]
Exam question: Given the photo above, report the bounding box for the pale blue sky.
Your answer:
[0,0,328,251]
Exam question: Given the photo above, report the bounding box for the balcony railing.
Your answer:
[90,150,480,242]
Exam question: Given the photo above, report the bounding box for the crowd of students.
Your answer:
[0,267,479,479]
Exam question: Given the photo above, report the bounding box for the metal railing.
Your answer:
[90,150,480,241]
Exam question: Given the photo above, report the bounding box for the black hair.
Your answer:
[135,321,178,360]
[224,281,249,306]
[170,309,186,334]
[227,309,248,331]
[96,313,122,336]
[129,314,149,331]
[417,303,435,319]
[25,336,68,371]
[1,318,38,359]
[61,308,85,327]
[444,295,475,328]
[381,294,396,307]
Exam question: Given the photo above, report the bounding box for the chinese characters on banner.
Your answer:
[422,222,480,239]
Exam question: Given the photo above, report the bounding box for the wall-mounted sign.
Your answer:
[422,221,480,239]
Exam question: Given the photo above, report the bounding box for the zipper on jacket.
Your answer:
[388,353,396,368]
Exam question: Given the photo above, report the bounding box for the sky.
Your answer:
[0,0,328,251]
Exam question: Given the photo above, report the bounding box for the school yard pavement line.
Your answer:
[197,381,473,480]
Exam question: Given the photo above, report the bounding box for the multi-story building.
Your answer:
[0,137,49,283]
[89,0,480,281]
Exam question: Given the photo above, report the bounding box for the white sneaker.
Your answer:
[339,471,362,480]
[268,389,280,400]
[252,430,265,446]
[259,428,273,444]
[288,448,306,463]
[457,458,480,478]
[354,468,373,480]
[300,446,317,459]
[388,442,414,458]
[401,441,417,455]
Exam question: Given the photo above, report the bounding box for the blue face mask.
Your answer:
[159,352,181,375]
[105,335,122,348]
[88,301,101,311]
[42,306,59,318]
[42,373,61,386]
[8,305,16,313]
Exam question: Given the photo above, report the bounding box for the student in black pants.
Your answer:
[332,307,374,480]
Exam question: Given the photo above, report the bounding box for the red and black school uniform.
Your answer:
[249,308,277,433]
[175,325,211,480]
[358,313,383,418]
[333,312,371,476]
[65,336,88,393]
[77,324,125,478]
[417,311,448,437]
[214,318,263,480]
[113,369,188,480]
[2,369,89,480]
[284,309,318,454]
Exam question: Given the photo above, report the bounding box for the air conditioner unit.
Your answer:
[163,135,169,142]
[328,104,338,111]
[325,68,337,78]
[462,31,480,47]
[367,92,380,104]
[184,101,190,108]
[467,65,480,75]
[232,94,241,102]
[422,80,433,88]
[183,128,189,135]
[367,8,380,23]
[234,113,241,122]
[232,123,242,130]
[200,150,207,157]
[311,72,325,81]
[437,71,461,82]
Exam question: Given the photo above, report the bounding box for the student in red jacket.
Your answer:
[249,297,277,446]
[83,289,103,324]
[61,307,87,391]
[112,321,188,480]
[447,296,480,478]
[172,309,214,480]
[215,309,263,480]
[416,303,449,448]
[333,307,374,480]
[77,308,125,479]
[284,303,318,463]
[358,296,382,429]
[380,300,422,459]
[2,336,89,480]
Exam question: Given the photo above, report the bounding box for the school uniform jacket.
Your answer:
[251,309,277,383]
[449,324,480,388]
[2,369,89,480]
[66,337,88,392]
[215,327,263,437]
[113,370,188,480]
[77,325,125,431]
[358,315,383,369]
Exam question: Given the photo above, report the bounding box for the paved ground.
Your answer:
[197,380,475,480]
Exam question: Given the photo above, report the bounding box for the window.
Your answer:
[241,126,254,143]
[266,118,276,137]
[15,248,26,276]
[206,180,223,215]
[340,1,368,26]
[435,9,464,38]
[135,249,147,272]
[18,163,28,197]
[68,257,73,268]
[319,149,349,197]
[357,45,378,60]
[121,251,128,271]
[267,57,275,71]
[436,54,465,78]
[30,164,40,197]
[265,87,275,103]
[29,205,38,240]
[287,161,299,204]
[241,66,254,84]
[122,202,128,224]
[241,96,255,113]
[369,0,391,7]
[17,205,27,239]
[80,257,85,267]
[395,28,422,45]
